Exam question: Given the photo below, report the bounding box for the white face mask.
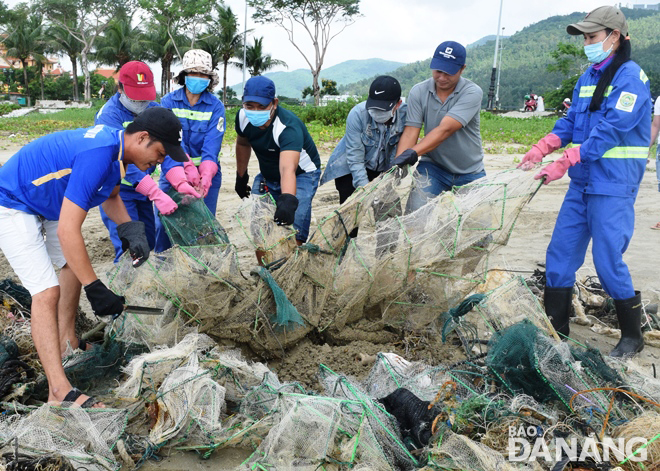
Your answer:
[119,93,150,115]
[368,108,394,124]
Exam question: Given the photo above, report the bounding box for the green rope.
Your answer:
[441,294,487,343]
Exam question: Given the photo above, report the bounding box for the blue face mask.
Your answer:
[244,107,273,127]
[584,32,613,63]
[185,76,210,94]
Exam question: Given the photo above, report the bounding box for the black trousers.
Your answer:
[334,168,382,204]
[334,169,382,238]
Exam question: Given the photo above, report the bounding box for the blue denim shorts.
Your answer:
[406,161,486,212]
[252,169,321,242]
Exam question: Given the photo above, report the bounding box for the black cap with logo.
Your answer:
[366,75,402,111]
[127,107,187,162]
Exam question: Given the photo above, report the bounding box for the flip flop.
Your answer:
[651,223,660,230]
[61,387,100,408]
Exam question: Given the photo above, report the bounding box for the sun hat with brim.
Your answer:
[567,6,628,37]
[176,49,220,90]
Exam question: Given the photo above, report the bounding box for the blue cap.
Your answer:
[430,41,466,75]
[243,76,276,106]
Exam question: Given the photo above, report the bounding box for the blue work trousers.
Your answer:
[546,187,636,300]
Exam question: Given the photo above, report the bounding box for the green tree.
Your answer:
[237,37,287,77]
[46,22,82,100]
[3,10,46,104]
[302,78,338,99]
[93,10,148,69]
[138,0,211,60]
[38,0,124,101]
[199,5,245,103]
[248,0,360,106]
[142,20,187,96]
[547,41,587,78]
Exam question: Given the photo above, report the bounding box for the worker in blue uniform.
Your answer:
[0,107,189,408]
[155,49,226,252]
[95,61,159,260]
[519,6,651,357]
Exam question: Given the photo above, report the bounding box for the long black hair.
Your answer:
[590,29,631,112]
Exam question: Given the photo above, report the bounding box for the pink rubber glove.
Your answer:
[183,157,201,187]
[518,133,562,170]
[135,176,178,215]
[198,160,218,198]
[535,146,581,185]
[165,166,202,198]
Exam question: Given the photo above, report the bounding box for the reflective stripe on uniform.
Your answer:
[32,169,72,186]
[121,178,133,186]
[602,146,648,159]
[171,108,213,121]
[189,155,221,166]
[122,121,132,128]
[578,85,613,98]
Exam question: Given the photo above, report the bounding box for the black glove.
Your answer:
[274,193,298,226]
[393,149,419,168]
[235,172,251,199]
[84,279,125,320]
[117,221,150,267]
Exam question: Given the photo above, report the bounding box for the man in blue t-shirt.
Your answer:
[0,107,188,408]
[234,76,321,263]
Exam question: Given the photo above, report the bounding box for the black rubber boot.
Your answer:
[610,291,644,358]
[543,286,574,338]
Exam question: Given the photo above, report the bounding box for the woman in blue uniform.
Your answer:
[520,6,651,357]
[155,49,226,252]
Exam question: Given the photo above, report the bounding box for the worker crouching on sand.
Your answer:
[519,6,651,357]
[0,108,189,407]
[234,76,321,263]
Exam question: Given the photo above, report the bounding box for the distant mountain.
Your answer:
[466,35,509,49]
[340,8,660,108]
[230,58,405,99]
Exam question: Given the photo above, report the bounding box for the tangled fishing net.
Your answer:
[3,168,660,470]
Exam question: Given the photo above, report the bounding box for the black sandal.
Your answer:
[76,338,88,351]
[62,388,98,408]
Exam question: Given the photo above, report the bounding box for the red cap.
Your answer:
[119,61,156,101]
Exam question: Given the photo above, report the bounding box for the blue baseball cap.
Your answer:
[243,76,276,106]
[430,41,466,75]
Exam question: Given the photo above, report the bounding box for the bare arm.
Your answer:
[279,151,300,195]
[397,126,422,155]
[410,116,463,156]
[236,135,252,177]
[100,186,131,225]
[58,198,98,285]
[651,115,660,148]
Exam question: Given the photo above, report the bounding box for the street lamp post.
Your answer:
[495,27,505,109]
[242,0,248,98]
[486,0,504,110]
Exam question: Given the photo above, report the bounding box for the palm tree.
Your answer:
[3,12,46,104]
[46,23,82,100]
[237,37,287,77]
[199,6,245,103]
[143,21,188,96]
[93,12,148,70]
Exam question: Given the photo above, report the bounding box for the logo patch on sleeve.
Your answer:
[615,92,637,112]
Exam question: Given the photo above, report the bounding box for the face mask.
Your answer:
[185,76,211,94]
[119,93,150,115]
[584,31,614,63]
[244,107,272,127]
[368,108,394,124]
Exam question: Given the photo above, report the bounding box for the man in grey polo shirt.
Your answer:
[394,40,485,211]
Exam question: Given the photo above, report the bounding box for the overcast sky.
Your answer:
[5,0,621,89]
